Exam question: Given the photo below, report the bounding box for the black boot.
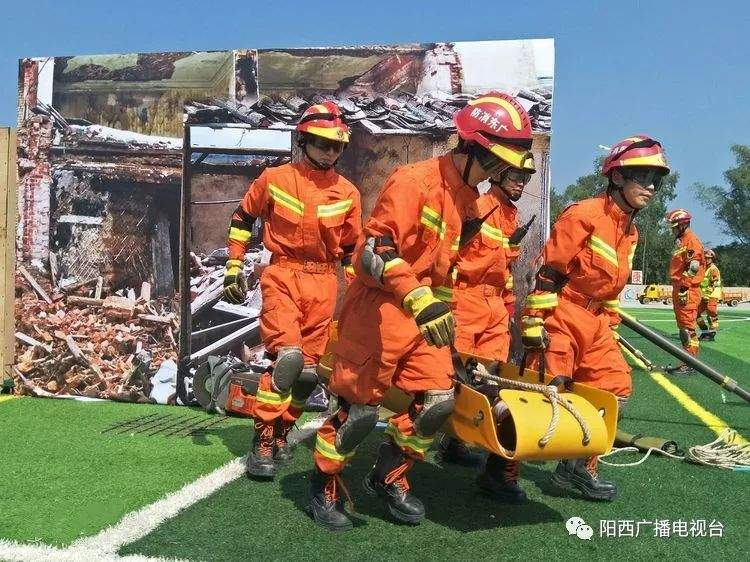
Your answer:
[363,439,425,524]
[273,419,294,464]
[245,419,276,480]
[551,456,617,501]
[438,435,483,466]
[667,362,696,375]
[704,331,716,341]
[476,454,526,503]
[306,470,353,532]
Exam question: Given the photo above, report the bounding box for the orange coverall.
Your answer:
[314,154,479,475]
[525,193,636,398]
[669,228,705,355]
[452,186,520,361]
[227,160,362,422]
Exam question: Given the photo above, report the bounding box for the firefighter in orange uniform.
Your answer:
[223,102,362,479]
[439,154,537,504]
[307,93,536,531]
[665,209,705,370]
[522,136,670,501]
[697,249,721,341]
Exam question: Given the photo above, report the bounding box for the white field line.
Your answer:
[0,416,328,560]
[0,539,189,561]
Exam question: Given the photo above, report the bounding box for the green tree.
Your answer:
[693,145,750,245]
[551,158,678,284]
[709,242,750,286]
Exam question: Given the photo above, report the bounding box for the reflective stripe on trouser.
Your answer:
[314,409,356,475]
[452,287,510,361]
[384,412,435,461]
[259,264,338,365]
[252,372,291,423]
[529,298,632,398]
[673,286,701,355]
[252,372,312,424]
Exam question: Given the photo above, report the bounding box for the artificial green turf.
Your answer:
[120,308,749,561]
[0,399,250,546]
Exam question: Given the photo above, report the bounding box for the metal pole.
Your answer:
[620,310,750,403]
[177,124,192,405]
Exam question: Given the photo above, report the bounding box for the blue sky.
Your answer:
[3,0,749,246]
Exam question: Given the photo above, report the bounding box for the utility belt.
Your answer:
[271,255,336,274]
[560,289,604,313]
[454,275,504,297]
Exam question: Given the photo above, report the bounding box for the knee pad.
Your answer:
[291,365,318,401]
[335,403,379,454]
[271,346,304,392]
[412,388,455,437]
[678,328,691,347]
[616,397,629,421]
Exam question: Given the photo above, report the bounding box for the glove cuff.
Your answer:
[521,316,544,329]
[402,286,434,315]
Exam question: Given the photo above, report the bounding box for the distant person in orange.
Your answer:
[439,152,537,504]
[697,249,721,341]
[223,102,362,480]
[307,93,536,532]
[665,209,705,371]
[522,136,670,501]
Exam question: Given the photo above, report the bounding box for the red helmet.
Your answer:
[296,101,350,143]
[602,135,670,176]
[453,92,533,170]
[665,208,691,227]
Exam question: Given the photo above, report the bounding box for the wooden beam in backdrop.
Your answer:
[1,128,18,387]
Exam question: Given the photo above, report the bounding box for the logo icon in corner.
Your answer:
[566,516,594,540]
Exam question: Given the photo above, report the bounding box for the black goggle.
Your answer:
[504,170,532,186]
[307,135,346,153]
[622,167,666,190]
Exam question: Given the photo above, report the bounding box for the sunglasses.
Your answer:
[307,135,346,153]
[622,167,666,191]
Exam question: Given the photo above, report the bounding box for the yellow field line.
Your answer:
[619,344,649,372]
[0,395,17,404]
[649,371,747,445]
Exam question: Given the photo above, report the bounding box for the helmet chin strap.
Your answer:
[462,152,475,185]
[610,176,639,234]
[302,146,335,170]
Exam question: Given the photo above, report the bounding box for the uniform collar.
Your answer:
[678,227,693,241]
[600,192,631,222]
[295,158,336,180]
[489,183,517,210]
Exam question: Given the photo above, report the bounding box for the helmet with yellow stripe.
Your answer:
[665,208,692,227]
[296,101,350,143]
[453,91,534,170]
[602,135,670,176]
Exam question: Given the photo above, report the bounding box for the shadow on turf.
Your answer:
[277,430,562,532]
[623,416,750,431]
[189,423,251,456]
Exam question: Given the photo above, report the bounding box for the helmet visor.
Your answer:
[622,166,667,191]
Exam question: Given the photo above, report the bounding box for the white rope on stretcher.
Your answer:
[599,446,684,466]
[471,362,591,448]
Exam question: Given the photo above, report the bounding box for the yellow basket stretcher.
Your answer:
[316,323,618,462]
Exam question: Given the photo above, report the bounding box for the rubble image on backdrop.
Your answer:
[14,39,554,406]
